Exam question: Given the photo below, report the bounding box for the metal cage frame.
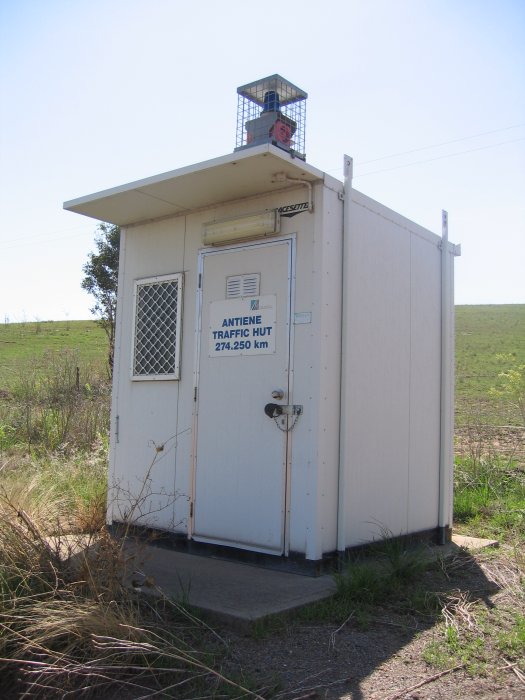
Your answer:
[235,74,307,159]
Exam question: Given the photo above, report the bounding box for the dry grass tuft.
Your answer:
[477,550,525,610]
[441,590,479,633]
[0,458,261,699]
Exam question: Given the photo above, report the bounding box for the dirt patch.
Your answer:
[455,425,525,465]
[223,623,523,699]
[219,549,525,699]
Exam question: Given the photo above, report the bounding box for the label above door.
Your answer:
[208,295,276,357]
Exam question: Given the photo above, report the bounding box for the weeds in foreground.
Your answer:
[454,454,525,541]
[489,354,525,426]
[294,533,431,628]
[0,443,108,535]
[334,532,428,606]
[293,431,525,693]
[498,614,525,660]
[0,349,110,454]
[421,553,525,680]
[422,628,485,675]
[416,427,525,684]
[0,451,259,699]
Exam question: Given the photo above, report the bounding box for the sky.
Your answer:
[0,0,524,322]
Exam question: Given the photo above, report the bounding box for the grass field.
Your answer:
[0,307,524,698]
[455,304,525,426]
[0,320,107,388]
[0,320,109,453]
[1,305,524,397]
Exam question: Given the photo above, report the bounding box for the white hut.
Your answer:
[65,75,460,570]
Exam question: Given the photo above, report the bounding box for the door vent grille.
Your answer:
[226,273,260,298]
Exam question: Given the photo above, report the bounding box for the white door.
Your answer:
[193,239,293,554]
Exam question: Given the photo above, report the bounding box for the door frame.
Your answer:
[189,235,296,555]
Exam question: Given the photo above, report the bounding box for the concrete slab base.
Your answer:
[126,543,337,628]
[119,532,499,628]
[451,533,499,551]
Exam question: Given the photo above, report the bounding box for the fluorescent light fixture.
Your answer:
[203,210,280,246]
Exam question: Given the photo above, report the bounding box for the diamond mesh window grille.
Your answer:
[132,274,183,380]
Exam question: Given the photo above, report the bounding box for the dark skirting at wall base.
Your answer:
[107,523,452,577]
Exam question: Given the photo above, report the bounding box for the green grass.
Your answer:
[0,322,110,453]
[422,629,487,674]
[454,455,525,540]
[455,304,525,425]
[0,320,107,388]
[292,535,432,626]
[1,305,523,415]
[498,614,525,660]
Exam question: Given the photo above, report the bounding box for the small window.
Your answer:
[132,273,183,380]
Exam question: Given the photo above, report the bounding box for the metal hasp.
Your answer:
[281,405,303,416]
[264,403,303,418]
[235,74,307,160]
[264,403,303,434]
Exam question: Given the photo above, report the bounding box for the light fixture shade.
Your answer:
[203,210,280,246]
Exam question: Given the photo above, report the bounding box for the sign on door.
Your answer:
[208,295,276,357]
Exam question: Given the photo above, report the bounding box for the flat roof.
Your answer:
[63,145,327,227]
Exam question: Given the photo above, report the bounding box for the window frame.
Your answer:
[130,272,183,381]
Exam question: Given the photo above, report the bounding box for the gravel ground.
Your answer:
[219,548,525,700]
[223,620,524,699]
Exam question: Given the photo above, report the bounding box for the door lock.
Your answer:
[271,389,285,400]
[264,403,283,418]
[264,402,303,431]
